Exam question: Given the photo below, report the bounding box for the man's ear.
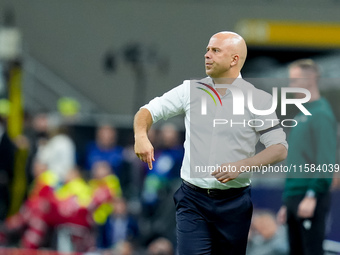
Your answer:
[231,54,239,67]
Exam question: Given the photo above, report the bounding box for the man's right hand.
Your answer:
[134,135,155,170]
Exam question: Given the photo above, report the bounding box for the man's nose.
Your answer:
[205,51,211,59]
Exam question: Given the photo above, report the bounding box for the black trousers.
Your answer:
[285,193,331,255]
[173,182,253,255]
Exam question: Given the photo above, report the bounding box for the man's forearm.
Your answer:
[133,108,153,138]
[241,144,287,170]
[134,108,155,169]
[212,144,287,183]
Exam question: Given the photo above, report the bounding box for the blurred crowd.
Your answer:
[0,112,183,255]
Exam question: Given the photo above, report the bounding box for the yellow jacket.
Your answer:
[89,174,122,225]
[55,177,92,207]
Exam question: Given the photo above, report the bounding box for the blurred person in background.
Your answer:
[0,157,59,248]
[113,240,136,255]
[247,210,288,255]
[85,124,124,174]
[277,59,337,255]
[97,197,139,251]
[141,123,183,244]
[84,124,130,192]
[23,113,50,185]
[36,122,76,183]
[52,164,122,252]
[99,241,136,255]
[0,114,15,221]
[55,166,92,210]
[89,160,122,226]
[147,237,174,255]
[0,161,117,251]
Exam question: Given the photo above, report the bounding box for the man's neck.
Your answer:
[309,94,321,102]
[308,87,321,102]
[212,71,241,84]
[213,77,237,85]
[212,73,241,96]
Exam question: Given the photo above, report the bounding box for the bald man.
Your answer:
[134,32,288,254]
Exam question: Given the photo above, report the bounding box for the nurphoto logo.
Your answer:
[197,84,311,116]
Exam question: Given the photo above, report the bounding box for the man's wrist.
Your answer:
[134,132,148,139]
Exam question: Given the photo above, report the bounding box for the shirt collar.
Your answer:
[204,73,242,88]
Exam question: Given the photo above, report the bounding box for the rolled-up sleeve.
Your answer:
[260,127,288,150]
[141,82,188,123]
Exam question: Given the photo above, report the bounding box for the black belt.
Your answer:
[183,180,248,198]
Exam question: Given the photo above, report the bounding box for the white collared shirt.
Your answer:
[142,75,288,189]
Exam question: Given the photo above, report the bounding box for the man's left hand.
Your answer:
[298,197,317,218]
